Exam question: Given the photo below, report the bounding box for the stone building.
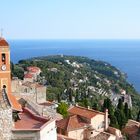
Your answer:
[12,79,46,103]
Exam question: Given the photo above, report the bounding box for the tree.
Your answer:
[137,110,140,122]
[103,98,114,116]
[75,89,79,102]
[57,93,61,103]
[68,88,73,102]
[124,103,129,120]
[110,115,119,128]
[57,102,68,118]
[117,98,123,111]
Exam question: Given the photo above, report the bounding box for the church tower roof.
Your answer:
[0,38,9,47]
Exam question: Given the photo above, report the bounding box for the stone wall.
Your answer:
[0,108,13,140]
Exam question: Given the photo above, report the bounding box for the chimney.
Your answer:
[104,109,108,131]
[88,106,90,109]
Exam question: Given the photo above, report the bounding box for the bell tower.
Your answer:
[0,37,11,98]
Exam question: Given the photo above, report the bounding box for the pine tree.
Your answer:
[124,103,129,120]
[137,110,140,122]
[117,98,123,111]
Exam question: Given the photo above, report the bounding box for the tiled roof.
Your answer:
[57,134,76,140]
[13,107,49,131]
[68,105,105,119]
[27,66,41,73]
[123,120,140,140]
[24,73,33,78]
[0,38,9,47]
[57,115,88,131]
[39,101,54,106]
[91,132,111,140]
[22,81,32,87]
[8,94,22,111]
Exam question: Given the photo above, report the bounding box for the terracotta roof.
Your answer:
[22,81,32,87]
[123,120,140,140]
[7,94,22,111]
[57,134,76,140]
[91,132,111,140]
[13,107,49,131]
[57,115,88,131]
[68,105,105,119]
[0,38,9,47]
[27,66,41,73]
[24,73,33,79]
[39,101,54,106]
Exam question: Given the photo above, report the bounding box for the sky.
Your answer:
[0,0,140,40]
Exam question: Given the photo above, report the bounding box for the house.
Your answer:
[57,105,122,140]
[27,66,41,76]
[24,73,34,82]
[123,119,140,140]
[12,107,57,140]
[24,66,41,82]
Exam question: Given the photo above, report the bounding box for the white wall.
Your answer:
[40,120,57,140]
[91,114,105,131]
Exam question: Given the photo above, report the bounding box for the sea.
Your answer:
[9,40,140,93]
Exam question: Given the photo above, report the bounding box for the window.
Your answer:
[3,85,6,89]
[91,132,93,134]
[2,53,6,62]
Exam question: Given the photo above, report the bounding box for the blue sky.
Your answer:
[0,0,140,39]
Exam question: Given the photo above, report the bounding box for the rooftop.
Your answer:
[57,115,88,131]
[24,73,33,79]
[123,120,140,138]
[0,38,9,47]
[68,105,105,119]
[13,107,49,131]
[57,134,76,140]
[91,132,111,140]
[27,66,41,73]
[39,101,54,107]
[8,93,22,111]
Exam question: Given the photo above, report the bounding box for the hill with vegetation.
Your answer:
[12,55,140,124]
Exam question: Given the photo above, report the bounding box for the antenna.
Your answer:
[0,28,3,38]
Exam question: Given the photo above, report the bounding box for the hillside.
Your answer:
[12,55,140,118]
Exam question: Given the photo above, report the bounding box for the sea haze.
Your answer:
[9,39,140,93]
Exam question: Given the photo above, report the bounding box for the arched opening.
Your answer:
[2,53,6,64]
[3,85,6,89]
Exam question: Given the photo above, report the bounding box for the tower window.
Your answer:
[3,85,6,89]
[2,53,6,62]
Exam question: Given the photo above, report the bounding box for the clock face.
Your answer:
[1,65,6,71]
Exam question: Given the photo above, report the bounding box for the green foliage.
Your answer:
[103,98,131,129]
[12,55,140,121]
[12,65,24,79]
[57,102,68,118]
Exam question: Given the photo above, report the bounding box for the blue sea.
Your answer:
[9,40,140,93]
